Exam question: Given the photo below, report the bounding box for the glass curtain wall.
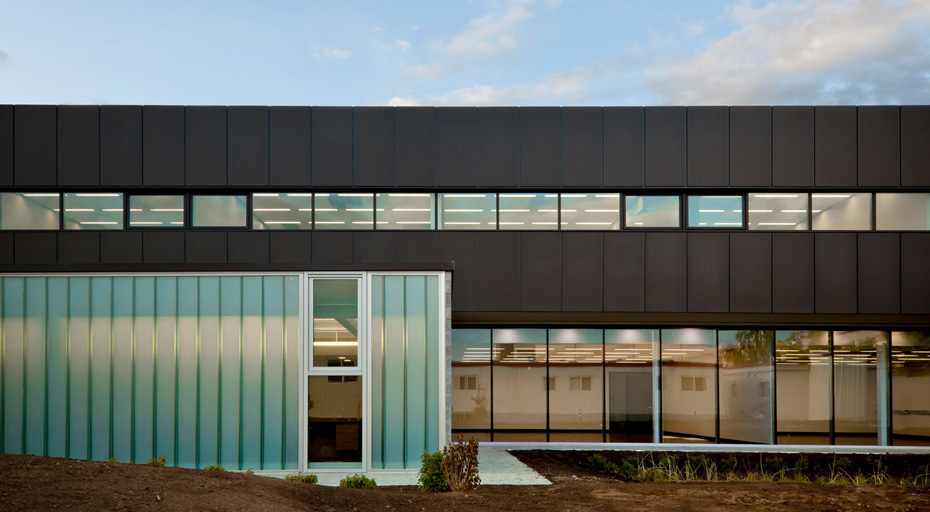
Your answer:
[717,330,774,444]
[833,331,888,445]
[891,331,930,446]
[450,330,492,441]
[661,329,717,443]
[492,329,548,441]
[775,330,832,444]
[548,329,603,442]
[605,329,657,442]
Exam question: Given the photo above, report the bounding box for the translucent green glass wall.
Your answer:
[370,275,441,469]
[0,275,300,470]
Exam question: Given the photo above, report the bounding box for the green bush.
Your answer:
[203,464,226,472]
[106,457,118,463]
[792,456,809,476]
[418,451,450,492]
[339,474,377,489]
[719,455,738,474]
[245,468,255,475]
[284,472,318,484]
[762,456,786,475]
[146,456,166,467]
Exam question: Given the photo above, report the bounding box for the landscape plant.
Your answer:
[441,436,480,492]
[284,472,318,484]
[418,450,450,492]
[146,456,166,467]
[339,474,377,489]
[203,464,225,471]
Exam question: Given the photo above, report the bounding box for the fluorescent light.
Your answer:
[286,193,314,197]
[313,341,358,346]
[130,221,164,225]
[576,222,612,225]
[396,221,431,224]
[699,209,725,213]
[346,208,373,212]
[500,194,537,198]
[254,208,291,212]
[253,193,280,197]
[442,194,490,198]
[713,222,743,225]
[65,208,94,212]
[753,194,799,198]
[748,209,773,213]
[499,222,524,225]
[338,193,372,197]
[151,209,183,212]
[561,194,587,198]
[22,193,59,197]
[101,209,124,212]
[387,193,430,197]
[758,222,797,226]
[75,193,120,197]
[443,222,480,225]
[444,209,483,213]
[314,208,337,212]
[315,221,345,224]
[595,194,620,198]
[79,221,118,225]
[499,209,530,213]
[585,209,620,213]
[812,194,851,198]
[263,221,301,224]
[780,210,807,213]
[392,208,431,212]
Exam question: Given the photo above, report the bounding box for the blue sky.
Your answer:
[1,0,929,105]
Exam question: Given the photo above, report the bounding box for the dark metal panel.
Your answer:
[269,232,311,264]
[644,106,686,187]
[687,233,728,312]
[0,232,12,263]
[14,233,56,263]
[311,231,353,263]
[100,232,142,264]
[58,232,100,264]
[901,106,930,186]
[604,107,644,187]
[143,106,185,187]
[354,106,394,187]
[186,232,227,263]
[394,232,438,262]
[644,232,686,312]
[561,107,602,188]
[902,233,930,314]
[729,233,772,313]
[858,106,900,187]
[185,106,227,187]
[14,105,57,187]
[142,232,185,263]
[562,232,603,312]
[858,233,900,314]
[519,232,560,311]
[815,106,857,187]
[772,233,814,314]
[228,232,270,264]
[603,232,644,312]
[772,106,814,187]
[730,106,772,187]
[519,107,560,187]
[476,232,519,311]
[353,232,395,263]
[396,107,436,187]
[0,105,12,186]
[686,106,728,187]
[269,106,311,187]
[57,105,100,187]
[311,107,353,187]
[437,232,478,312]
[228,106,269,187]
[100,106,142,187]
[437,107,477,187]
[815,233,857,313]
[477,107,518,187]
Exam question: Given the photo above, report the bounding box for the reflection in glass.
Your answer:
[307,375,362,464]
[605,329,656,442]
[312,280,358,368]
[834,330,887,445]
[748,193,809,230]
[718,330,773,444]
[775,330,831,444]
[252,193,312,229]
[876,194,930,231]
[0,193,59,230]
[812,193,872,230]
[129,195,184,227]
[548,329,602,432]
[560,193,621,230]
[661,329,716,443]
[688,196,743,228]
[451,329,492,433]
[438,194,496,230]
[493,329,547,431]
[63,193,124,230]
[314,193,374,230]
[625,196,680,228]
[375,193,434,230]
[891,331,930,446]
[191,195,247,227]
[498,193,558,230]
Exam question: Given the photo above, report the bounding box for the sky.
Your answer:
[1,0,929,106]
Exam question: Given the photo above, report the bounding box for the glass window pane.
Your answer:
[0,193,59,230]
[625,196,680,228]
[718,330,773,444]
[560,193,620,230]
[63,193,123,230]
[812,193,872,230]
[438,194,495,230]
[129,195,184,227]
[498,193,558,230]
[834,330,887,445]
[775,330,831,445]
[548,329,602,431]
[252,193,312,230]
[191,195,247,227]
[314,193,373,230]
[375,193,434,230]
[312,280,359,368]
[605,329,657,442]
[688,196,743,228]
[493,328,547,430]
[891,331,930,446]
[876,193,930,231]
[661,329,716,443]
[748,193,809,230]
[307,375,362,464]
[451,329,491,432]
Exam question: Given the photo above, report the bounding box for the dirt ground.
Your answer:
[1,453,928,512]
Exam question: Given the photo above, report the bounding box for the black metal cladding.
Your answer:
[1,105,930,323]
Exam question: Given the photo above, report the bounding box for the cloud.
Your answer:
[396,39,410,50]
[0,50,8,65]
[312,47,353,60]
[650,0,930,104]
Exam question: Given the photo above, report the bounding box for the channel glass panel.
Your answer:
[0,192,59,230]
[64,193,124,230]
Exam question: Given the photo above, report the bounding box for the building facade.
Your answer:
[0,105,929,472]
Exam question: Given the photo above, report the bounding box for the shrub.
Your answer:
[147,456,166,467]
[106,457,118,463]
[791,455,809,476]
[718,455,738,474]
[762,456,786,475]
[245,468,255,475]
[418,451,450,492]
[285,472,318,484]
[203,464,226,472]
[441,436,480,492]
[339,474,377,489]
